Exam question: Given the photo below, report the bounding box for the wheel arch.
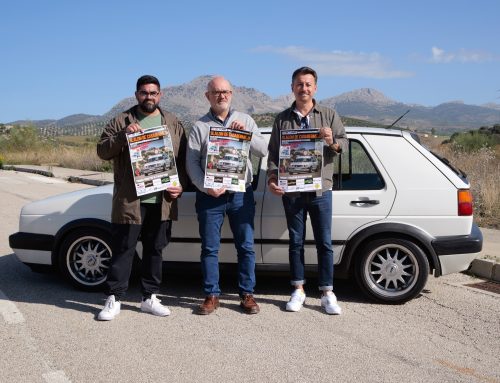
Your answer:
[52,218,112,267]
[337,222,441,278]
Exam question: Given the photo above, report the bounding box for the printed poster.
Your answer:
[126,125,179,196]
[279,129,323,192]
[204,127,252,192]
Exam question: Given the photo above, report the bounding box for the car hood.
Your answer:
[21,184,113,216]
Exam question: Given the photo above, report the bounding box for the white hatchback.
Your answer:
[9,127,482,303]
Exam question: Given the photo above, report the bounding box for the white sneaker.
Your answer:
[321,292,342,315]
[286,289,306,312]
[141,294,170,316]
[97,295,121,321]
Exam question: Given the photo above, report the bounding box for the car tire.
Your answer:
[354,238,429,304]
[58,228,112,291]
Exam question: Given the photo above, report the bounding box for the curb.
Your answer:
[3,165,54,178]
[67,176,112,186]
[469,259,500,282]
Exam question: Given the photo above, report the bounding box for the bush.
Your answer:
[451,130,498,153]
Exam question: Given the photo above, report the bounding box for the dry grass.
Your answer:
[2,144,109,172]
[422,136,500,228]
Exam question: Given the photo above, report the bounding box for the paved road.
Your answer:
[1,169,499,383]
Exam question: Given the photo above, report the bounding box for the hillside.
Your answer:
[7,77,500,133]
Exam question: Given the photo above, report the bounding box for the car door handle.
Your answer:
[350,199,380,205]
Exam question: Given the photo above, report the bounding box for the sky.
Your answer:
[1,0,499,122]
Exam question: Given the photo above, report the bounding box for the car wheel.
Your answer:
[58,228,112,291]
[354,238,429,303]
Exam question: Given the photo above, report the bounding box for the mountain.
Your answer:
[103,76,293,124]
[7,78,500,132]
[321,89,500,130]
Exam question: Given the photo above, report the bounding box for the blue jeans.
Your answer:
[195,187,256,296]
[282,191,333,291]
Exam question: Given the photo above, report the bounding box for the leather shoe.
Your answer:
[197,295,220,315]
[240,294,260,314]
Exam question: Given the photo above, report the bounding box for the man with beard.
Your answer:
[186,76,267,315]
[96,75,187,321]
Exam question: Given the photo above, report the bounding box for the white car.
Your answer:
[216,153,244,173]
[288,155,320,174]
[9,127,483,303]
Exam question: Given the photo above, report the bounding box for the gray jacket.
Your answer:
[267,101,348,192]
[186,110,267,193]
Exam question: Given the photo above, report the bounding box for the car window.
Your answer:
[333,139,385,190]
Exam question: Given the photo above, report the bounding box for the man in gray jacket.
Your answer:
[186,76,267,315]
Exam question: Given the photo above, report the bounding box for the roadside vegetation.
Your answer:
[421,125,500,228]
[0,125,111,172]
[1,122,498,228]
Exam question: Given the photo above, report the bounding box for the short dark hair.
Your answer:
[136,75,160,90]
[292,67,318,84]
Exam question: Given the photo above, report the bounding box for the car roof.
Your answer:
[259,126,403,136]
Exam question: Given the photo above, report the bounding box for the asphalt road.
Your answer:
[1,169,499,383]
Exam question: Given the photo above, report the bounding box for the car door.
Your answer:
[260,133,396,265]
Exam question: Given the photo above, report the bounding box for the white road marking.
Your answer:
[0,289,72,381]
[0,289,25,324]
[42,370,72,383]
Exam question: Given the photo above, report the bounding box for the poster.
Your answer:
[126,125,179,196]
[279,129,323,192]
[204,127,252,192]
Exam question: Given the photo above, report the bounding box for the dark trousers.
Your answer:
[105,204,170,300]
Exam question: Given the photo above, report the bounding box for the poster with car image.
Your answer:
[204,127,252,192]
[126,125,179,196]
[279,129,323,192]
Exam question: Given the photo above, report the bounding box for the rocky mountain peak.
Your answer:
[331,88,398,106]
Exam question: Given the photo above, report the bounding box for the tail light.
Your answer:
[458,189,473,216]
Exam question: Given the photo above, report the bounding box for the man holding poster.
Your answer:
[186,76,267,315]
[96,75,187,320]
[267,67,348,315]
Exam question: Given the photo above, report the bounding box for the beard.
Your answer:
[139,100,158,114]
[211,101,230,116]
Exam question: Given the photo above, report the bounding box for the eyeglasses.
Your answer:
[209,90,232,97]
[137,90,160,98]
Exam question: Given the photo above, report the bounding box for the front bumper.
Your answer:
[9,232,55,265]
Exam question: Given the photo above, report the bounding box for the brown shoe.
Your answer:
[197,295,220,315]
[240,294,260,314]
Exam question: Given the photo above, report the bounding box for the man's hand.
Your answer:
[207,187,226,197]
[320,126,339,151]
[125,123,143,134]
[268,179,285,196]
[230,120,246,130]
[166,186,183,199]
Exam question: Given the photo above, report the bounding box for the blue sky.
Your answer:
[1,0,499,122]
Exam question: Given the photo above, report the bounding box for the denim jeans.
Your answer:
[282,191,333,290]
[195,187,256,296]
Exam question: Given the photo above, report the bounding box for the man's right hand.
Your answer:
[207,188,226,198]
[125,123,143,134]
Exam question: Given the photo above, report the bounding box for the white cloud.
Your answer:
[430,46,498,63]
[252,45,413,79]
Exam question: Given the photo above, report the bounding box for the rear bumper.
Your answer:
[432,224,483,275]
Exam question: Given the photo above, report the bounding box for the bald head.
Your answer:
[207,76,232,92]
[205,76,233,119]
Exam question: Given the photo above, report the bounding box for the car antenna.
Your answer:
[388,109,410,128]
